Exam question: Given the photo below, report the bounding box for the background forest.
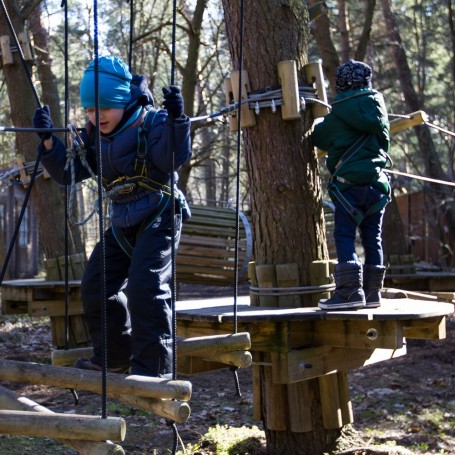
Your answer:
[0,0,454,271]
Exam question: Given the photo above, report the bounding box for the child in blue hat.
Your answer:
[33,55,191,377]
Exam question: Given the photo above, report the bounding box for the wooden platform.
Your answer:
[176,296,454,380]
[1,279,453,380]
[385,271,455,293]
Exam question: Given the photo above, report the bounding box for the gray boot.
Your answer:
[319,261,366,310]
[363,264,386,308]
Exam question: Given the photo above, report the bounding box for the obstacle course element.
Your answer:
[177,205,253,285]
[0,384,124,454]
[177,260,453,432]
[223,60,329,133]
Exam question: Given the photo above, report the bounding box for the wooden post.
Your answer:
[0,35,13,65]
[275,262,301,308]
[0,384,125,455]
[255,264,279,307]
[0,410,125,442]
[318,373,343,429]
[309,260,331,305]
[0,359,192,401]
[230,69,256,130]
[304,61,329,118]
[277,60,301,120]
[18,32,33,61]
[224,77,238,132]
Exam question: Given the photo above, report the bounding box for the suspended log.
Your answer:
[0,384,124,455]
[0,359,192,401]
[109,393,190,424]
[52,332,251,366]
[0,410,125,442]
[203,350,252,369]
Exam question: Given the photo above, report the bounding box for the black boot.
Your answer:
[363,264,386,308]
[319,261,366,310]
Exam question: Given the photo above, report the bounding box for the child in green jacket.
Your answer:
[312,59,391,311]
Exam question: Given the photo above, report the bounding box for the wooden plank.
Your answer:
[288,380,312,432]
[28,299,83,317]
[271,345,407,383]
[255,264,279,307]
[403,316,447,339]
[337,371,354,426]
[319,373,342,429]
[311,319,404,350]
[276,263,301,308]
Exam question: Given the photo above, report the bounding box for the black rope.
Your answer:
[169,2,179,455]
[93,0,108,420]
[63,0,71,353]
[230,0,246,399]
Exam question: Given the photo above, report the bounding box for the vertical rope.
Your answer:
[232,0,246,336]
[61,0,71,352]
[92,0,108,419]
[170,0,178,384]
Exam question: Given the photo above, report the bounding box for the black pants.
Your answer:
[81,206,181,377]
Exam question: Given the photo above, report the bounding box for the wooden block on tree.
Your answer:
[248,261,259,307]
[304,61,329,118]
[336,371,353,426]
[309,260,331,305]
[277,60,301,120]
[230,70,256,130]
[287,380,313,432]
[276,262,301,308]
[255,264,279,307]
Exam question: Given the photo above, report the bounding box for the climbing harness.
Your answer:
[327,134,392,225]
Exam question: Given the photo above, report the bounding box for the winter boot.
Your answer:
[319,261,366,310]
[363,264,387,308]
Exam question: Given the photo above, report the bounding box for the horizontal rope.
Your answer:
[250,283,335,296]
[385,169,455,187]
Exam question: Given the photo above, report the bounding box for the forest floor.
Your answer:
[0,284,453,454]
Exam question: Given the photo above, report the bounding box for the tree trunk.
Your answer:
[380,0,455,265]
[0,0,81,263]
[222,1,336,453]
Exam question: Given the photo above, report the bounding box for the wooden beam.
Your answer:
[0,384,124,455]
[0,359,192,401]
[390,110,428,134]
[271,345,407,383]
[0,410,125,442]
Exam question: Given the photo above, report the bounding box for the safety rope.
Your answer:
[92,0,109,420]
[126,0,134,70]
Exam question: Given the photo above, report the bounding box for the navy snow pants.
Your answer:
[81,206,181,377]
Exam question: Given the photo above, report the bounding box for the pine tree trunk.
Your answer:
[0,0,82,263]
[222,1,336,453]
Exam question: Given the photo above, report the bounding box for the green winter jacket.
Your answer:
[312,88,391,194]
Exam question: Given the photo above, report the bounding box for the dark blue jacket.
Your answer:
[40,75,192,228]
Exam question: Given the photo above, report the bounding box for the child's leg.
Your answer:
[80,227,132,370]
[127,207,182,377]
[333,195,359,263]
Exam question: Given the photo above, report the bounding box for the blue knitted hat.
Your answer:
[336,59,372,93]
[80,55,132,108]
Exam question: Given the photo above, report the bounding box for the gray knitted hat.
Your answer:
[335,59,372,93]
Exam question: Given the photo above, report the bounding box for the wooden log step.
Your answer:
[0,384,124,455]
[0,359,192,401]
[53,333,251,366]
[109,393,190,424]
[0,410,125,442]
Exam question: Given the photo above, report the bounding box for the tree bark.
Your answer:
[222,1,335,453]
[0,0,81,262]
[380,0,455,265]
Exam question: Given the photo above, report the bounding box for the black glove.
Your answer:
[33,105,53,141]
[162,85,184,118]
